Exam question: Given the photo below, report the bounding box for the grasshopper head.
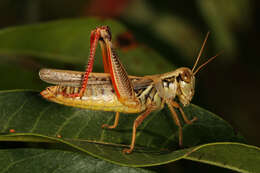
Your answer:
[176,32,219,106]
[158,67,195,106]
[176,67,195,106]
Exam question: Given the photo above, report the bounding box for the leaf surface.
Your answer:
[0,90,256,173]
[0,147,154,173]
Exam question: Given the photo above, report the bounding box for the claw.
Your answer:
[102,124,110,129]
[187,116,198,124]
[123,148,133,154]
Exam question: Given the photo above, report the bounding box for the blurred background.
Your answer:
[0,0,259,172]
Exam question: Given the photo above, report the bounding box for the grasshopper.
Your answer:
[39,26,218,154]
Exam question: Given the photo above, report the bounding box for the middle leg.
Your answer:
[102,112,120,129]
[123,107,153,154]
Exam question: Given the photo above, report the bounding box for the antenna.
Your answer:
[191,32,210,73]
[193,52,222,75]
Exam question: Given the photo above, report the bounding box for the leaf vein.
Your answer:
[0,151,50,173]
[30,105,52,132]
[74,112,91,138]
[1,100,27,132]
[56,110,81,134]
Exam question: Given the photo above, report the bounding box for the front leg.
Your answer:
[171,100,197,124]
[166,100,198,147]
[166,100,183,146]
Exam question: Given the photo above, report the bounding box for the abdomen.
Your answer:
[40,84,144,113]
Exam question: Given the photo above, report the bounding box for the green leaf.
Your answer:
[0,147,154,173]
[1,90,257,173]
[186,143,260,173]
[0,18,174,76]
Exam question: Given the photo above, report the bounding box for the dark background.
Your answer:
[0,0,259,172]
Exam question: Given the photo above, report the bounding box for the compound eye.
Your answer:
[180,70,191,83]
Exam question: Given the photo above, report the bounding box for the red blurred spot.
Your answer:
[9,129,15,133]
[115,31,138,51]
[83,0,131,18]
[57,134,62,138]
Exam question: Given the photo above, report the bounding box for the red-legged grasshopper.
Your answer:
[39,26,218,154]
